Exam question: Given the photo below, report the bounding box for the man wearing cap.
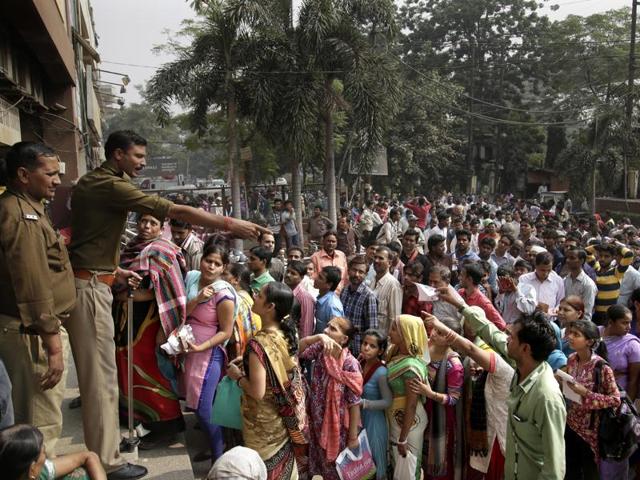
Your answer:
[406,214,425,252]
[0,142,75,455]
[67,130,266,479]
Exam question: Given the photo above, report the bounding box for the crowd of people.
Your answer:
[3,131,640,480]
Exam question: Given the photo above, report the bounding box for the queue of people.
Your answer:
[3,134,640,480]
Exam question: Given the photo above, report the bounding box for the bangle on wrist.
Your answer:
[444,329,457,344]
[397,439,407,445]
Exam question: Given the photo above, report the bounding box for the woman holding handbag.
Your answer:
[227,282,308,480]
[561,320,622,479]
[299,317,363,480]
[182,243,237,462]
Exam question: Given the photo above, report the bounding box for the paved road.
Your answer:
[57,353,213,479]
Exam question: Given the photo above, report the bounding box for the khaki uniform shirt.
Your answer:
[69,159,173,272]
[0,189,76,333]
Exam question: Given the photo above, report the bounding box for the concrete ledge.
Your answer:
[59,359,195,480]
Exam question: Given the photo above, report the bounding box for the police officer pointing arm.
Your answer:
[66,130,267,479]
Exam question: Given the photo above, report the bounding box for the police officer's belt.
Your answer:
[73,270,115,287]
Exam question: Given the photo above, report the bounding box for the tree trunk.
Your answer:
[291,156,304,246]
[227,86,242,251]
[324,79,337,226]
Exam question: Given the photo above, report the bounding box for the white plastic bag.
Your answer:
[393,451,417,480]
[335,430,376,480]
[160,324,195,355]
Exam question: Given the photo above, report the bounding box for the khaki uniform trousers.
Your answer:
[66,275,124,472]
[0,315,69,457]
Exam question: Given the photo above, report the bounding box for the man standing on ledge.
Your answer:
[67,130,267,479]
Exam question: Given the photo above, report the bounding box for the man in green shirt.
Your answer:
[437,288,566,480]
[248,246,275,295]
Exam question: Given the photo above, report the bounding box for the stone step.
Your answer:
[58,357,195,480]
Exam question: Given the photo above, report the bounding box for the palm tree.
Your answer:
[301,0,399,224]
[147,0,275,248]
[251,0,400,228]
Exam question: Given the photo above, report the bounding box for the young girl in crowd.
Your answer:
[360,330,392,479]
[410,318,464,480]
[557,295,586,356]
[0,424,106,480]
[562,320,622,479]
[183,243,237,462]
[299,317,363,480]
[223,262,261,360]
[386,315,429,479]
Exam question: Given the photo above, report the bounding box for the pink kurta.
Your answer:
[182,289,233,409]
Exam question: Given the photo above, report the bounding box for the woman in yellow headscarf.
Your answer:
[386,314,429,479]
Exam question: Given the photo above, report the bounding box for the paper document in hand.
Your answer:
[555,369,583,404]
[415,283,439,302]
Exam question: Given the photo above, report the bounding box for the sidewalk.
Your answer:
[57,356,203,479]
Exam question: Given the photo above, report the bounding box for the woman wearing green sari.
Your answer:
[387,314,429,479]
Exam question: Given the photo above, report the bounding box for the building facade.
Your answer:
[0,0,108,184]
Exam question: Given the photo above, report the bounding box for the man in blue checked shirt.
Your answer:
[340,255,378,356]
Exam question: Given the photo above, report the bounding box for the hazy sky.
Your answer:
[92,0,632,105]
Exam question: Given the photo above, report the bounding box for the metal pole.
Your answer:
[625,0,638,203]
[592,118,598,215]
[466,42,476,193]
[121,289,139,455]
[127,291,134,438]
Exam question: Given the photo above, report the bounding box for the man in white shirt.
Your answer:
[376,208,402,247]
[619,264,640,307]
[426,212,450,252]
[358,199,382,244]
[519,251,565,312]
[371,245,402,333]
[563,248,597,321]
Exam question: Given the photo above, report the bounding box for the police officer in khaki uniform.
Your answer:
[67,130,267,479]
[0,142,76,454]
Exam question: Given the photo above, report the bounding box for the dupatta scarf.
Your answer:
[119,235,187,336]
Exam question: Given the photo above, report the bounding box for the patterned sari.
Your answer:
[242,328,309,480]
[386,315,429,480]
[113,235,187,433]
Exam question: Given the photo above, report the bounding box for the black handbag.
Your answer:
[593,360,640,461]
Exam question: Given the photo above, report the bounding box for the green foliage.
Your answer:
[143,1,639,202]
